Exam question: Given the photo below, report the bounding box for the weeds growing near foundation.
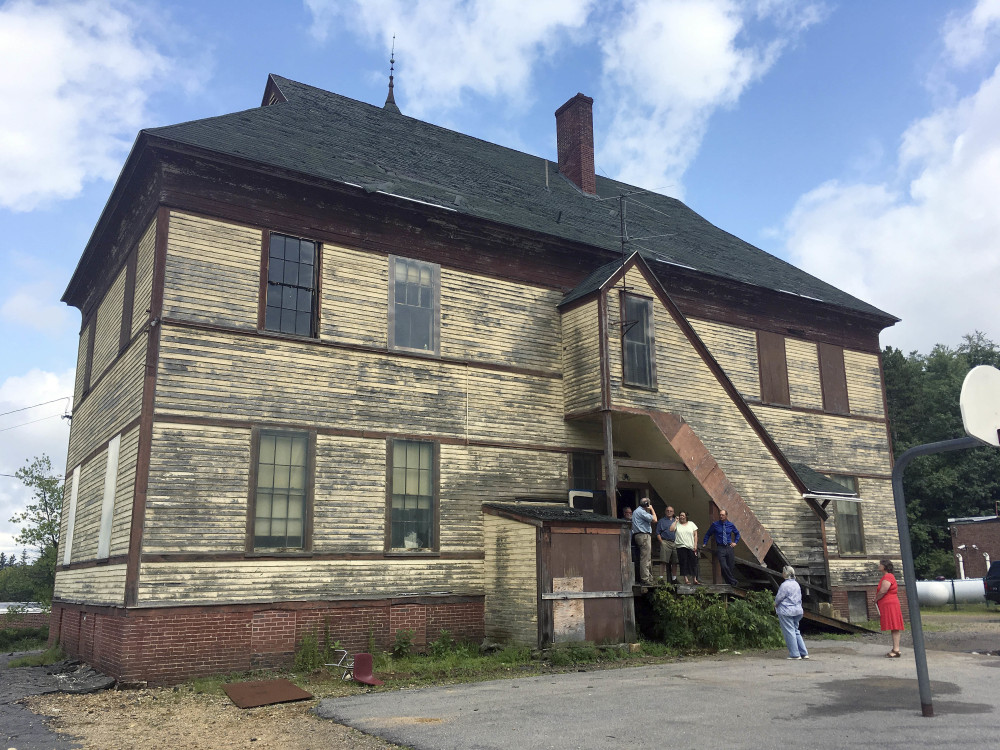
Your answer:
[7,643,64,668]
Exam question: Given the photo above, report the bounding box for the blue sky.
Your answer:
[2,0,1000,558]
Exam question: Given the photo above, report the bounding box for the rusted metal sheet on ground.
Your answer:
[223,678,312,708]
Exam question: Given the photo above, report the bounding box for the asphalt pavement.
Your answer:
[316,638,1000,749]
[1,653,113,750]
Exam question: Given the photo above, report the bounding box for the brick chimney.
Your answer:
[555,93,596,195]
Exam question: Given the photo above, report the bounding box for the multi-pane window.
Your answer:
[389,440,436,550]
[570,453,601,491]
[390,256,439,353]
[622,293,655,388]
[254,431,310,550]
[265,233,317,337]
[828,475,864,555]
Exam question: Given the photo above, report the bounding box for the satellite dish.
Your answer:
[960,365,1000,447]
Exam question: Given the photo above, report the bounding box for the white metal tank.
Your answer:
[916,579,985,605]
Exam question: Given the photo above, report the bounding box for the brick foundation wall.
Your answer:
[832,585,911,624]
[49,596,484,686]
[1,611,49,630]
[950,519,1000,579]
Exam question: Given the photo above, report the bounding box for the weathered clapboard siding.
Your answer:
[154,327,568,447]
[136,558,483,606]
[53,564,127,606]
[92,268,126,380]
[132,218,157,337]
[161,212,261,328]
[561,301,601,414]
[320,244,388,347]
[440,445,568,552]
[67,448,108,563]
[750,407,891,475]
[609,269,817,562]
[67,336,145,469]
[313,434,386,552]
[110,426,139,557]
[484,514,537,645]
[845,350,885,418]
[785,338,824,410]
[143,423,252,553]
[688,318,761,401]
[440,269,563,372]
[73,323,92,406]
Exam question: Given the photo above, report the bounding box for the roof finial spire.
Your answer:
[384,36,401,114]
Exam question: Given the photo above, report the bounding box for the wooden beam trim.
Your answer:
[56,555,129,572]
[747,399,887,424]
[616,458,688,471]
[71,416,142,470]
[157,316,562,381]
[152,412,578,455]
[140,550,484,563]
[124,206,168,608]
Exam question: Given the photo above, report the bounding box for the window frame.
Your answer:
[385,438,440,554]
[828,475,865,556]
[388,255,441,355]
[259,231,321,339]
[619,291,657,389]
[247,427,315,553]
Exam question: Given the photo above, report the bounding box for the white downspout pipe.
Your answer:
[956,553,965,579]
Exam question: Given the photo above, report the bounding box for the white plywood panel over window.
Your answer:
[97,433,122,559]
[63,466,81,566]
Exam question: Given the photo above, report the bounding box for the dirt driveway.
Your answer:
[12,609,1000,750]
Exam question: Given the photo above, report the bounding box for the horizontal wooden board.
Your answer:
[53,564,127,605]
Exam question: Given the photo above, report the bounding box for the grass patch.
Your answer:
[919,603,996,615]
[0,626,49,651]
[7,644,65,668]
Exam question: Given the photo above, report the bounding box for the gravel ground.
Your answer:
[9,609,1000,750]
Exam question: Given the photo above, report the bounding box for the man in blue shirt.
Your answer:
[631,496,657,586]
[702,509,740,586]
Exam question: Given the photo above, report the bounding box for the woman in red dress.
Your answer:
[875,559,905,657]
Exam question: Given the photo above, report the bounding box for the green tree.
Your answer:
[883,332,1000,577]
[10,455,63,553]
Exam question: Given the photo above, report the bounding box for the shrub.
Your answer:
[293,627,343,672]
[0,626,48,650]
[429,629,456,657]
[392,629,414,658]
[651,587,782,651]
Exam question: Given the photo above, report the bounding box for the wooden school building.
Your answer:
[51,74,900,684]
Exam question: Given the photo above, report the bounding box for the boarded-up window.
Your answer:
[389,256,440,353]
[389,439,437,551]
[621,293,655,388]
[253,430,312,550]
[758,331,789,405]
[818,342,850,414]
[119,247,137,355]
[264,233,318,337]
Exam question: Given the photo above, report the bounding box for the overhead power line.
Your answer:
[0,397,71,419]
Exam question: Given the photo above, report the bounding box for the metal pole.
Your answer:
[891,435,981,718]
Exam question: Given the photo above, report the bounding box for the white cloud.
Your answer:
[783,61,1000,353]
[943,0,1000,68]
[0,0,177,211]
[597,0,825,195]
[0,368,73,559]
[305,0,596,117]
[0,281,76,336]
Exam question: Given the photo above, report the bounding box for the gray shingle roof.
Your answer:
[483,502,624,524]
[145,74,895,321]
[789,463,858,496]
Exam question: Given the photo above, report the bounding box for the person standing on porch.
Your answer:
[703,509,741,586]
[631,496,657,586]
[655,505,679,583]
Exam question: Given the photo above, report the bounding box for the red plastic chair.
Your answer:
[351,652,383,686]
